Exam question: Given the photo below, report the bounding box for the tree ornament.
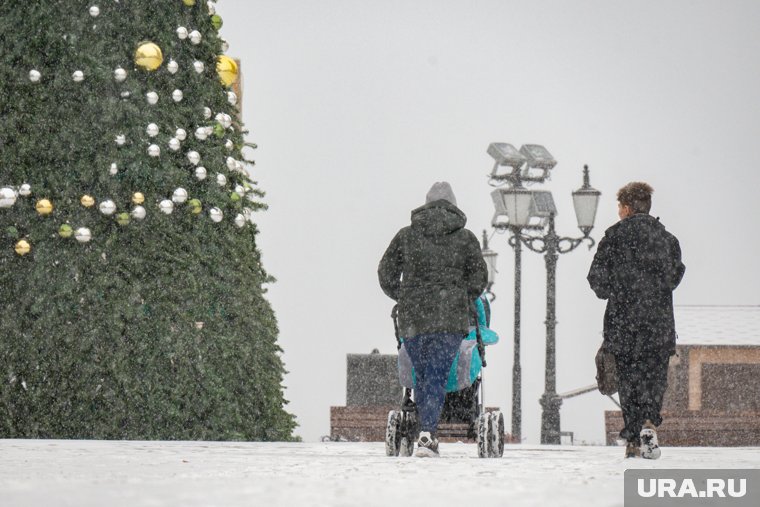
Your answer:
[230,192,240,202]
[221,39,229,52]
[187,151,201,165]
[168,138,181,151]
[207,1,216,15]
[194,127,208,140]
[167,59,179,74]
[189,30,202,45]
[216,56,239,87]
[15,240,31,256]
[116,213,130,226]
[146,123,159,137]
[227,91,238,105]
[114,67,127,81]
[225,139,233,150]
[226,157,237,171]
[80,195,95,207]
[115,134,126,145]
[75,227,92,243]
[148,144,161,157]
[209,207,223,223]
[234,213,246,228]
[19,184,31,197]
[203,107,212,119]
[58,224,73,238]
[72,70,84,82]
[211,14,223,30]
[0,187,17,208]
[234,185,245,195]
[159,199,174,214]
[120,91,131,99]
[193,61,205,73]
[172,187,188,203]
[99,199,116,215]
[131,206,146,220]
[235,160,245,173]
[29,69,41,82]
[134,42,163,71]
[216,173,227,186]
[132,192,145,205]
[175,128,187,141]
[35,199,53,215]
[146,91,159,105]
[195,166,207,180]
[183,0,196,6]
[176,27,189,40]
[213,123,225,138]
[172,89,184,102]
[109,163,118,176]
[89,5,100,17]
[189,198,202,214]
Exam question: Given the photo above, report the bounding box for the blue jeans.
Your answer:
[404,333,463,434]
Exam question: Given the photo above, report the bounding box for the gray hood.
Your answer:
[410,200,467,238]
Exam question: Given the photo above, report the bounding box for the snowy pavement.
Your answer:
[1,440,758,507]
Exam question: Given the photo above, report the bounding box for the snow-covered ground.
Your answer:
[1,440,758,507]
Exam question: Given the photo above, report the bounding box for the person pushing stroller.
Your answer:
[378,182,488,457]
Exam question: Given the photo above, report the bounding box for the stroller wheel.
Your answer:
[385,410,401,456]
[399,436,414,457]
[476,412,490,458]
[488,411,505,458]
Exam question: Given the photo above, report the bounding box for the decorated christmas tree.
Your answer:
[0,1,296,440]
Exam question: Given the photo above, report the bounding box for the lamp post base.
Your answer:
[539,393,562,445]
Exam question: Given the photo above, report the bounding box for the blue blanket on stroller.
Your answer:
[398,296,498,393]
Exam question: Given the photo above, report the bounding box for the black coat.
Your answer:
[378,200,488,338]
[587,214,685,357]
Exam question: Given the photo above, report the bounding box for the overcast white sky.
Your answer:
[215,0,760,443]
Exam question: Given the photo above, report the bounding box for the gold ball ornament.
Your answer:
[59,224,73,238]
[81,195,95,207]
[182,0,196,5]
[132,192,145,205]
[216,55,239,87]
[35,199,53,215]
[189,198,202,214]
[116,213,131,226]
[15,240,31,256]
[134,42,164,71]
[211,14,223,30]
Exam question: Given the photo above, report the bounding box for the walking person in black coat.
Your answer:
[378,182,487,457]
[587,182,685,459]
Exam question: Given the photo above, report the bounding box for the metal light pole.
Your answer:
[508,225,523,441]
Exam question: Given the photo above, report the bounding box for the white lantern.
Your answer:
[148,144,161,157]
[99,199,116,215]
[146,91,159,105]
[187,151,201,165]
[0,187,17,208]
[168,138,181,151]
[172,89,183,102]
[167,59,179,74]
[172,187,188,203]
[131,206,146,220]
[209,207,223,223]
[571,165,601,234]
[114,67,127,82]
[177,26,189,39]
[146,123,159,137]
[195,166,207,180]
[75,227,92,243]
[159,199,174,214]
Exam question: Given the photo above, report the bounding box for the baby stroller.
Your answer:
[385,295,504,458]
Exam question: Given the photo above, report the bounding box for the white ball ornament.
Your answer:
[203,107,212,119]
[0,187,17,208]
[19,184,32,197]
[187,151,201,165]
[221,40,229,52]
[235,161,245,173]
[29,70,41,82]
[234,185,245,195]
[72,70,84,82]
[189,30,202,45]
[148,144,161,157]
[172,187,188,203]
[195,166,207,180]
[75,227,92,243]
[159,199,174,214]
[177,26,189,40]
[168,138,181,151]
[131,206,146,220]
[223,114,232,129]
[172,89,183,102]
[120,91,131,99]
[146,91,159,105]
[89,5,100,17]
[216,173,227,186]
[109,163,118,175]
[146,123,159,137]
[99,199,116,215]
[207,1,216,15]
[209,207,223,223]
[193,61,205,73]
[115,134,126,146]
[167,59,179,74]
[226,157,237,171]
[227,91,238,106]
[114,67,127,81]
[194,127,208,141]
[234,214,246,228]
[225,139,234,150]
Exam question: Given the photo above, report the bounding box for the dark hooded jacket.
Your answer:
[378,200,488,338]
[587,213,685,357]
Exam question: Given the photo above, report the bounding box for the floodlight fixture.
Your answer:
[487,143,527,181]
[519,144,557,182]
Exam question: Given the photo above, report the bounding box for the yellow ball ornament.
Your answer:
[216,55,239,87]
[81,195,95,207]
[59,224,73,238]
[35,199,53,215]
[132,192,145,204]
[15,240,31,256]
[135,42,164,71]
[183,0,196,5]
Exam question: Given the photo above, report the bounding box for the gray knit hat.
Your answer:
[425,181,457,206]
